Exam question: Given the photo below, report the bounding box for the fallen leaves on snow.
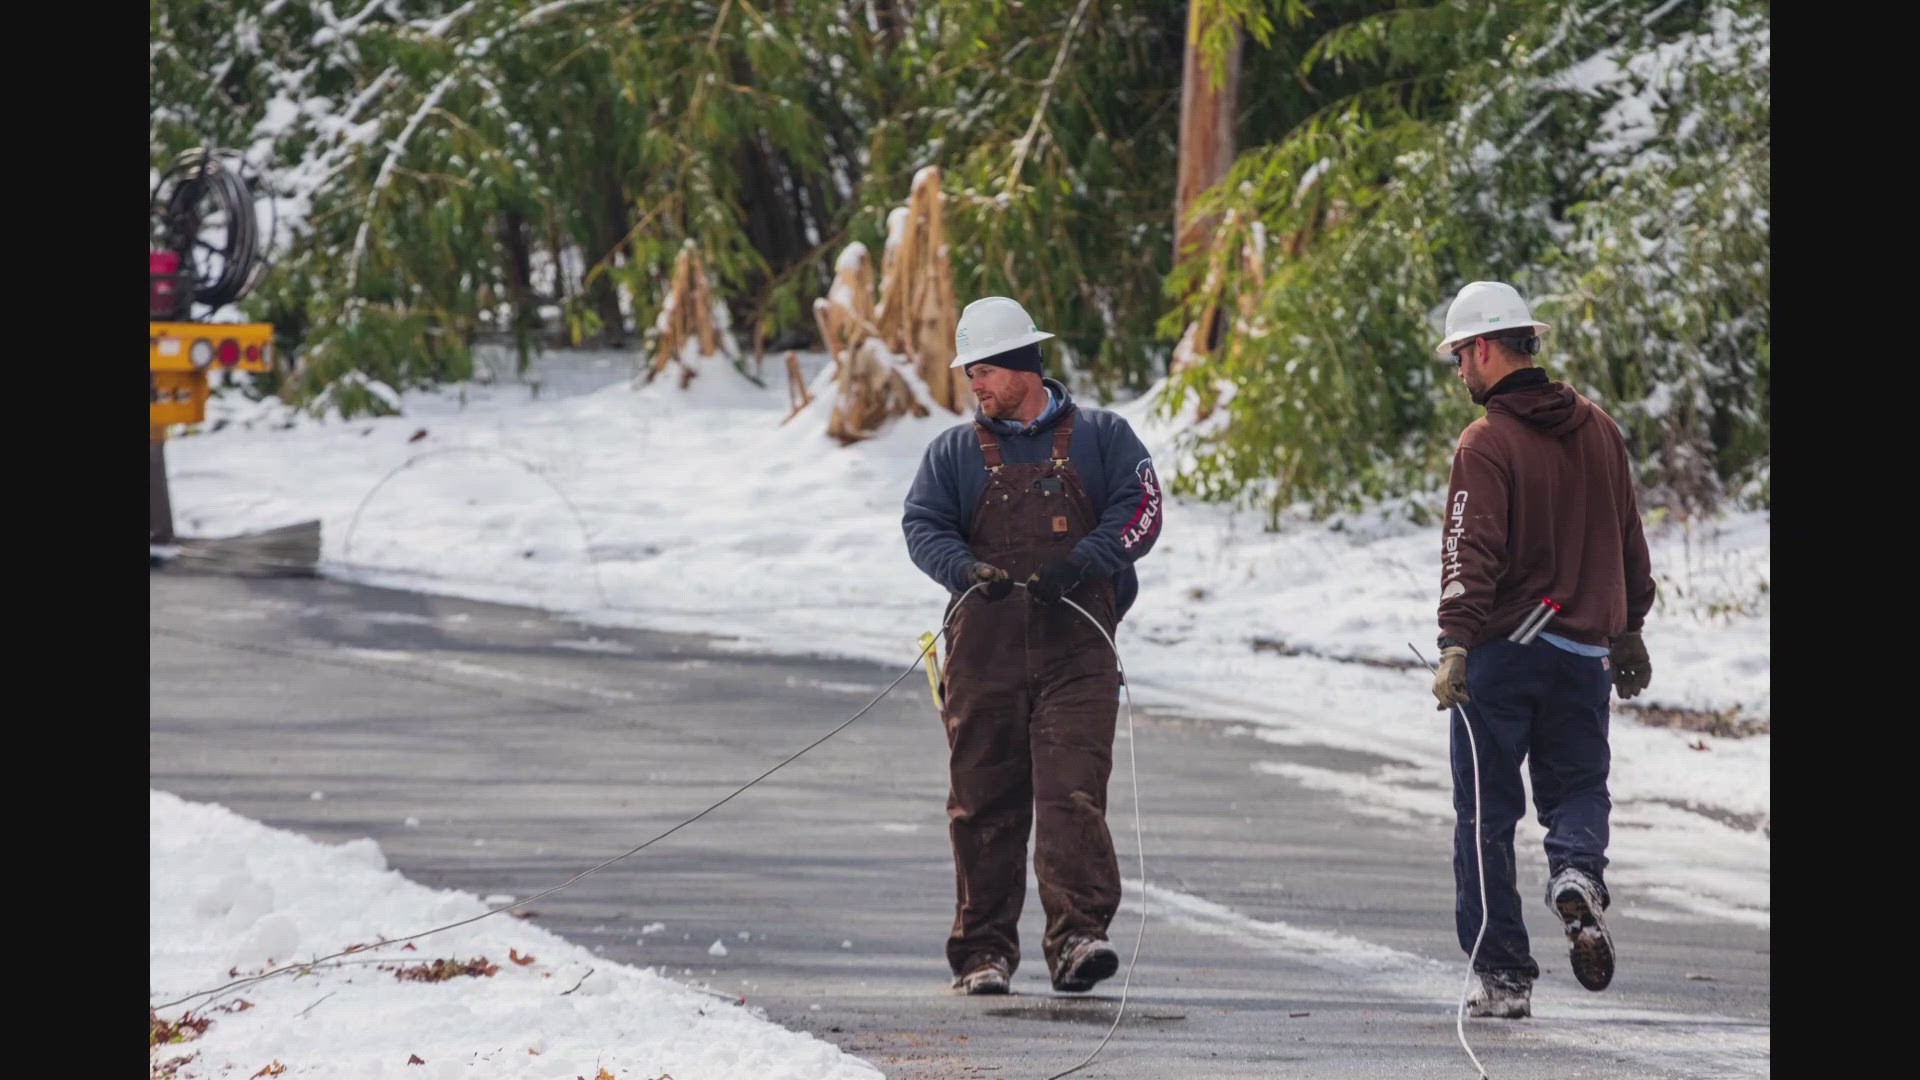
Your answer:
[385,956,501,982]
[150,1009,212,1048]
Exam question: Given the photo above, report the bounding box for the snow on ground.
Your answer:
[166,348,1769,927]
[150,790,882,1080]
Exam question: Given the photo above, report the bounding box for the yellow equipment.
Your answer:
[149,321,274,427]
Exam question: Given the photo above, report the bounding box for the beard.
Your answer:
[978,384,1027,419]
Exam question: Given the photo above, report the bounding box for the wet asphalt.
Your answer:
[150,569,1768,1078]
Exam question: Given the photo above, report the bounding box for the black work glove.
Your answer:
[1610,631,1651,699]
[1025,557,1086,605]
[970,562,1013,602]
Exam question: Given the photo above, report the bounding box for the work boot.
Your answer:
[1050,935,1120,993]
[952,954,1011,995]
[1548,867,1615,991]
[1465,970,1532,1019]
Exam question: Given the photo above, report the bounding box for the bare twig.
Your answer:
[1004,0,1097,190]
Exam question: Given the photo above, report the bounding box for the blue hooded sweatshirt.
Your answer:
[902,378,1162,620]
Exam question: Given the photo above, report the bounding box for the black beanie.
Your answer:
[963,341,1044,376]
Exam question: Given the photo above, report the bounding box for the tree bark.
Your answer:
[1174,4,1242,270]
[1174,3,1242,355]
[498,209,538,370]
[873,0,905,53]
[586,99,631,347]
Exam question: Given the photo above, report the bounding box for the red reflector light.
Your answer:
[218,339,241,367]
[150,252,184,318]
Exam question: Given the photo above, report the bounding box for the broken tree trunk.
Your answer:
[814,241,928,443]
[874,166,965,412]
[650,241,724,389]
[783,351,812,423]
[812,166,964,443]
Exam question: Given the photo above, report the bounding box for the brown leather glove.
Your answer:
[1610,631,1651,699]
[1432,646,1470,710]
[970,562,1013,602]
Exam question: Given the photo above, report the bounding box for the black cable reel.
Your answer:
[150,147,277,320]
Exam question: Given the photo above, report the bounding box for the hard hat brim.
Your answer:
[951,330,1056,369]
[1434,320,1551,358]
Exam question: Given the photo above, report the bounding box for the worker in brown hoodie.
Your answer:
[1429,281,1655,1020]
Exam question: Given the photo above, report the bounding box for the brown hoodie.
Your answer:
[1438,372,1655,648]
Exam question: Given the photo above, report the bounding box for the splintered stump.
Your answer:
[875,167,966,412]
[814,166,962,443]
[814,244,925,444]
[783,351,811,423]
[651,241,722,388]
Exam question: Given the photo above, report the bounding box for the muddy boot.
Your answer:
[952,954,1011,995]
[1547,867,1614,991]
[1466,970,1533,1019]
[1050,935,1119,993]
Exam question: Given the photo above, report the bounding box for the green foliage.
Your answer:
[151,0,1769,524]
[1164,0,1770,523]
[155,0,828,415]
[150,1,1361,411]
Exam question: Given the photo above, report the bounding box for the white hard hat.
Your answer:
[1435,281,1551,357]
[950,296,1056,369]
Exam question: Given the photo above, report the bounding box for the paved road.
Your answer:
[150,569,1768,1078]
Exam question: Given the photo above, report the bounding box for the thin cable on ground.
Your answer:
[339,446,613,609]
[1410,644,1492,1080]
[157,581,1150,1080]
[155,583,982,1013]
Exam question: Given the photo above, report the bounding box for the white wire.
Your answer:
[1039,592,1145,1080]
[1454,702,1493,1080]
[1410,644,1492,1079]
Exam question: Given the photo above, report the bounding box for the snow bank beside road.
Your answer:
[150,790,882,1080]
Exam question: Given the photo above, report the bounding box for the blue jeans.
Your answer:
[1451,638,1613,978]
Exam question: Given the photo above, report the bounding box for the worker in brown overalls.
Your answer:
[903,297,1163,995]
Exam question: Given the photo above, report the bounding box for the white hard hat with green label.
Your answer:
[951,296,1056,369]
[1435,281,1551,357]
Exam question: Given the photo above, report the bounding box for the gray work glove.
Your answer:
[1432,646,1470,710]
[970,562,1013,602]
[1610,631,1651,699]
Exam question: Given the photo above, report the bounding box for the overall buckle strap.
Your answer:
[973,422,1004,472]
[1049,410,1076,468]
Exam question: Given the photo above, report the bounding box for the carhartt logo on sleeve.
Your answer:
[1441,490,1469,595]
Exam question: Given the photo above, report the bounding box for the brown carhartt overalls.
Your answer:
[939,409,1122,981]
